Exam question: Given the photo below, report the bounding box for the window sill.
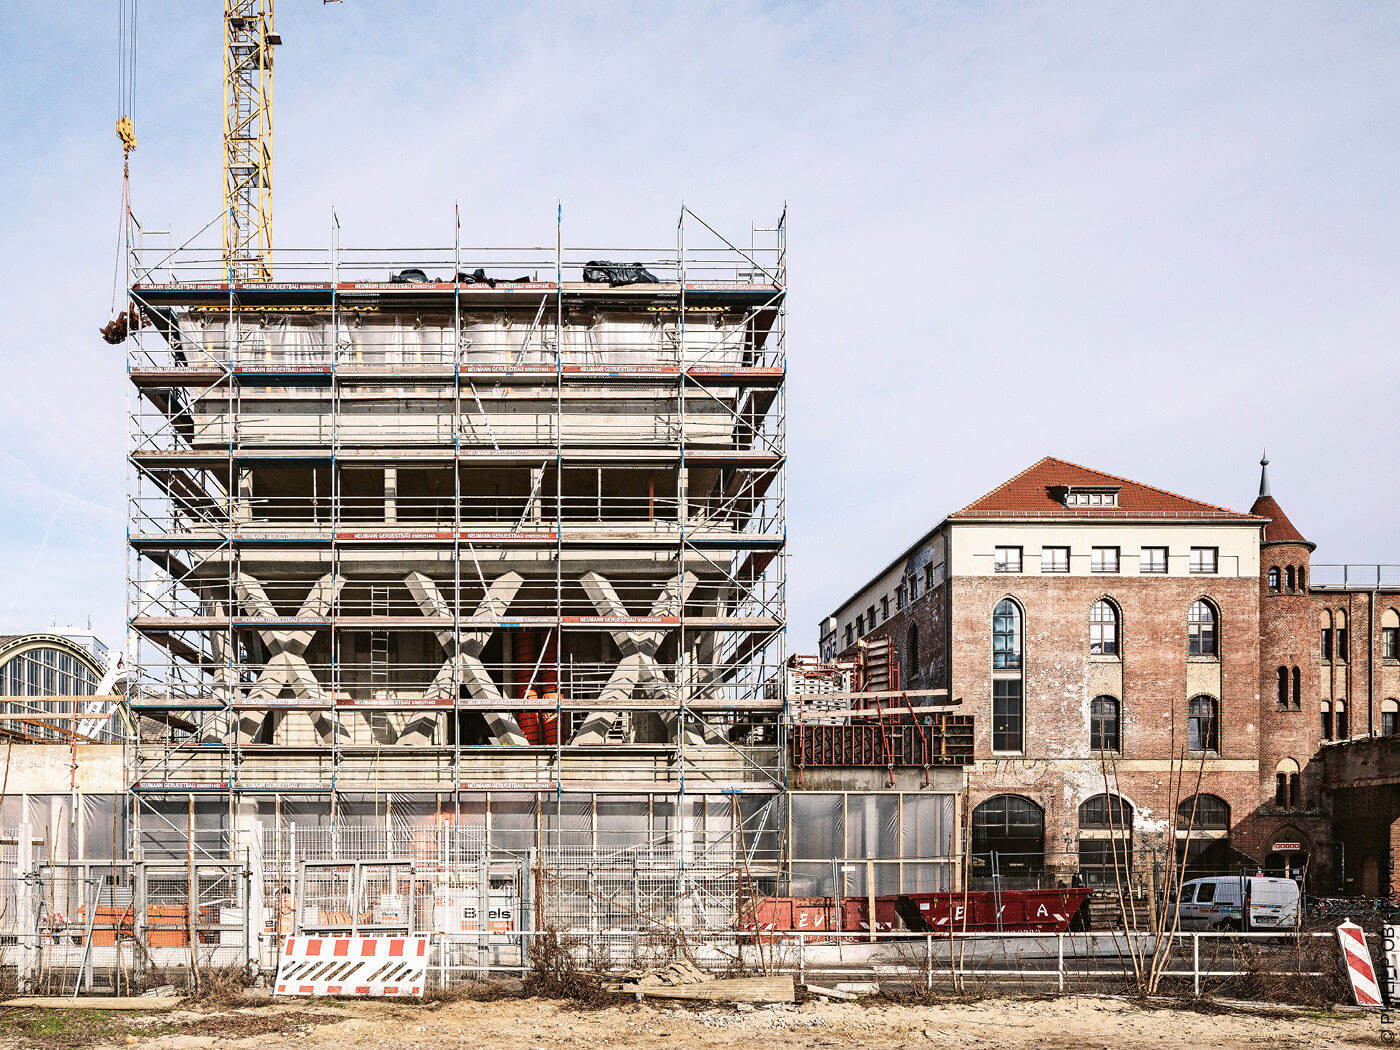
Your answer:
[1088,653,1121,662]
[1186,655,1221,664]
[1185,750,1221,758]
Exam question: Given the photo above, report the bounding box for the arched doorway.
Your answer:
[971,795,1043,887]
[1263,828,1308,882]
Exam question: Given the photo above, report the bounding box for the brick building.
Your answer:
[818,456,1398,891]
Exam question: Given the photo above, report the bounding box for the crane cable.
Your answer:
[110,0,139,327]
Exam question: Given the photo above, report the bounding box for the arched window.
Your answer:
[1276,666,1288,708]
[1267,567,1280,592]
[1090,696,1120,752]
[1383,699,1398,737]
[1298,566,1306,592]
[1320,700,1333,741]
[905,623,920,681]
[1188,695,1219,753]
[1336,698,1348,739]
[1176,794,1231,876]
[1078,794,1133,885]
[1336,609,1349,662]
[1291,666,1301,709]
[992,599,1022,669]
[1188,600,1217,657]
[991,599,1025,753]
[971,795,1044,882]
[1177,794,1229,829]
[1320,610,1334,661]
[1089,599,1119,657]
[1275,758,1300,809]
[1286,566,1296,592]
[1080,793,1132,828]
[1382,609,1399,661]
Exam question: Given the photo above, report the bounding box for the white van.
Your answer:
[1173,876,1300,931]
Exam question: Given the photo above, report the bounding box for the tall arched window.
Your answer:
[1383,699,1398,737]
[1320,610,1334,661]
[1276,666,1288,708]
[905,623,920,681]
[1078,794,1133,885]
[1188,600,1218,657]
[1320,700,1333,740]
[1291,666,1301,709]
[1286,566,1296,592]
[1336,698,1348,739]
[971,795,1044,882]
[1268,567,1280,592]
[992,599,1024,753]
[992,599,1022,669]
[1275,758,1300,809]
[1089,599,1119,657]
[1090,696,1120,752]
[1298,566,1306,592]
[1188,695,1219,753]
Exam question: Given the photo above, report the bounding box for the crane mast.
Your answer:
[223,0,277,281]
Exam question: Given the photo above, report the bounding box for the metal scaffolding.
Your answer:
[122,204,788,880]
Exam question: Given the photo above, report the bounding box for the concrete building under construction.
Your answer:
[123,213,790,881]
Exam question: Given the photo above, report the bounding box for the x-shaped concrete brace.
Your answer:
[570,571,704,746]
[235,571,345,742]
[404,571,529,746]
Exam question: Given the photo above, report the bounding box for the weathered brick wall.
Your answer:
[944,571,1263,875]
[840,583,950,690]
[1331,784,1399,897]
[1252,542,1332,877]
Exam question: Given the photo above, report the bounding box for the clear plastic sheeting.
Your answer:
[81,793,131,860]
[596,795,650,852]
[790,794,843,861]
[846,794,899,861]
[786,792,958,896]
[27,795,75,860]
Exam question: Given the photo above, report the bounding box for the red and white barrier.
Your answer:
[1336,921,1383,1007]
[274,935,429,998]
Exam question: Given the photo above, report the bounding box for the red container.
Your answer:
[743,887,1093,938]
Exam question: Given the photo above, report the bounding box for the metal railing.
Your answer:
[1310,564,1400,589]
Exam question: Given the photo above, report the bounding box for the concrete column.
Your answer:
[384,466,398,525]
[236,469,254,525]
[529,466,544,523]
[16,823,36,990]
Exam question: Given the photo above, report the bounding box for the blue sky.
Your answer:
[1,2,1397,650]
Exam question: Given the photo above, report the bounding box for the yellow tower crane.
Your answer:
[223,0,279,282]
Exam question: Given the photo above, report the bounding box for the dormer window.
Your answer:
[1056,485,1121,508]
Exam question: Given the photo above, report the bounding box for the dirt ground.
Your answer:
[0,994,1388,1050]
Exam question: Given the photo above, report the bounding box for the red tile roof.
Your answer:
[949,457,1262,521]
[1249,494,1312,546]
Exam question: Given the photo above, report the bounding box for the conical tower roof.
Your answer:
[1249,454,1315,550]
